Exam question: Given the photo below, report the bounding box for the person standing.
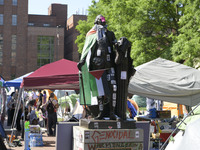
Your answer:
[46,93,58,136]
[42,90,47,105]
[7,92,15,126]
[37,90,43,111]
[146,97,157,118]
[29,90,38,108]
[41,90,47,127]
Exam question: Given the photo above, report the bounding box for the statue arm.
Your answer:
[78,34,97,71]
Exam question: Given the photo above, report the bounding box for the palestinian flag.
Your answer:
[0,76,10,92]
[89,69,106,80]
[79,27,105,105]
[0,76,4,87]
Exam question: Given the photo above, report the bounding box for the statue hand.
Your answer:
[77,58,86,71]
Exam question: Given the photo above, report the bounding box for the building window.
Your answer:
[11,35,16,66]
[0,14,3,25]
[43,24,50,27]
[37,36,54,67]
[0,34,3,65]
[0,0,4,5]
[12,0,17,6]
[28,23,34,26]
[12,15,17,26]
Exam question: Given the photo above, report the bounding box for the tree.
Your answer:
[76,0,200,68]
[104,0,179,66]
[75,0,102,53]
[171,0,200,67]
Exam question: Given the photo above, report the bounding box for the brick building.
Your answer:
[27,3,66,73]
[65,15,87,62]
[0,0,87,80]
[0,0,28,80]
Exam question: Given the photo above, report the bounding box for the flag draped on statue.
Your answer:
[89,69,106,80]
[79,29,106,105]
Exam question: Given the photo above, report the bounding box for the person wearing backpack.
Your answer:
[46,93,58,136]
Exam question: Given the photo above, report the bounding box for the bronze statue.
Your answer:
[115,37,136,120]
[78,15,135,120]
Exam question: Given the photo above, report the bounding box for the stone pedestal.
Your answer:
[73,119,143,150]
[80,119,136,129]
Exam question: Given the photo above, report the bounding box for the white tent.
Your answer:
[128,58,200,107]
[165,118,200,150]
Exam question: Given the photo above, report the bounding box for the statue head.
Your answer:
[94,15,106,26]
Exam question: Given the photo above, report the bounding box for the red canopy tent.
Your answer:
[22,59,79,90]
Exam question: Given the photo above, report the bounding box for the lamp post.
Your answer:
[56,25,61,60]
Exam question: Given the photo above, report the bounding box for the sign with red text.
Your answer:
[73,126,143,144]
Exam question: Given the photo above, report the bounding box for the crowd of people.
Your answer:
[6,89,59,137]
[5,88,142,139]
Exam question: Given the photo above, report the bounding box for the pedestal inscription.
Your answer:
[73,126,143,150]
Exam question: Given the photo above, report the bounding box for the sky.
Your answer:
[28,0,93,18]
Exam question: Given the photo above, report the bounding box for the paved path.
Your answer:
[2,120,56,150]
[5,133,56,150]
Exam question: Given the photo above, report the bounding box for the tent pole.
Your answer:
[160,102,200,150]
[9,88,22,145]
[22,88,25,140]
[1,87,6,125]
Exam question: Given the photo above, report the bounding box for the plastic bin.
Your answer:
[29,133,43,147]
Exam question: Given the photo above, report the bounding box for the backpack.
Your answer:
[47,101,55,114]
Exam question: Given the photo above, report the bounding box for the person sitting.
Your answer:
[29,109,38,125]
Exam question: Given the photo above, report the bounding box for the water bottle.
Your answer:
[32,136,36,147]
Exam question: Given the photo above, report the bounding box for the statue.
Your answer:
[78,15,135,120]
[115,37,136,120]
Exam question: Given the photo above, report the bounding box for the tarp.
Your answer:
[128,57,200,107]
[22,59,79,90]
[3,72,32,87]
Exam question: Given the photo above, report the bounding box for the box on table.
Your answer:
[156,110,171,118]
[29,125,40,133]
[73,126,143,150]
[157,122,171,130]
[160,132,176,143]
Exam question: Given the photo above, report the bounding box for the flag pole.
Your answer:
[79,72,89,117]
